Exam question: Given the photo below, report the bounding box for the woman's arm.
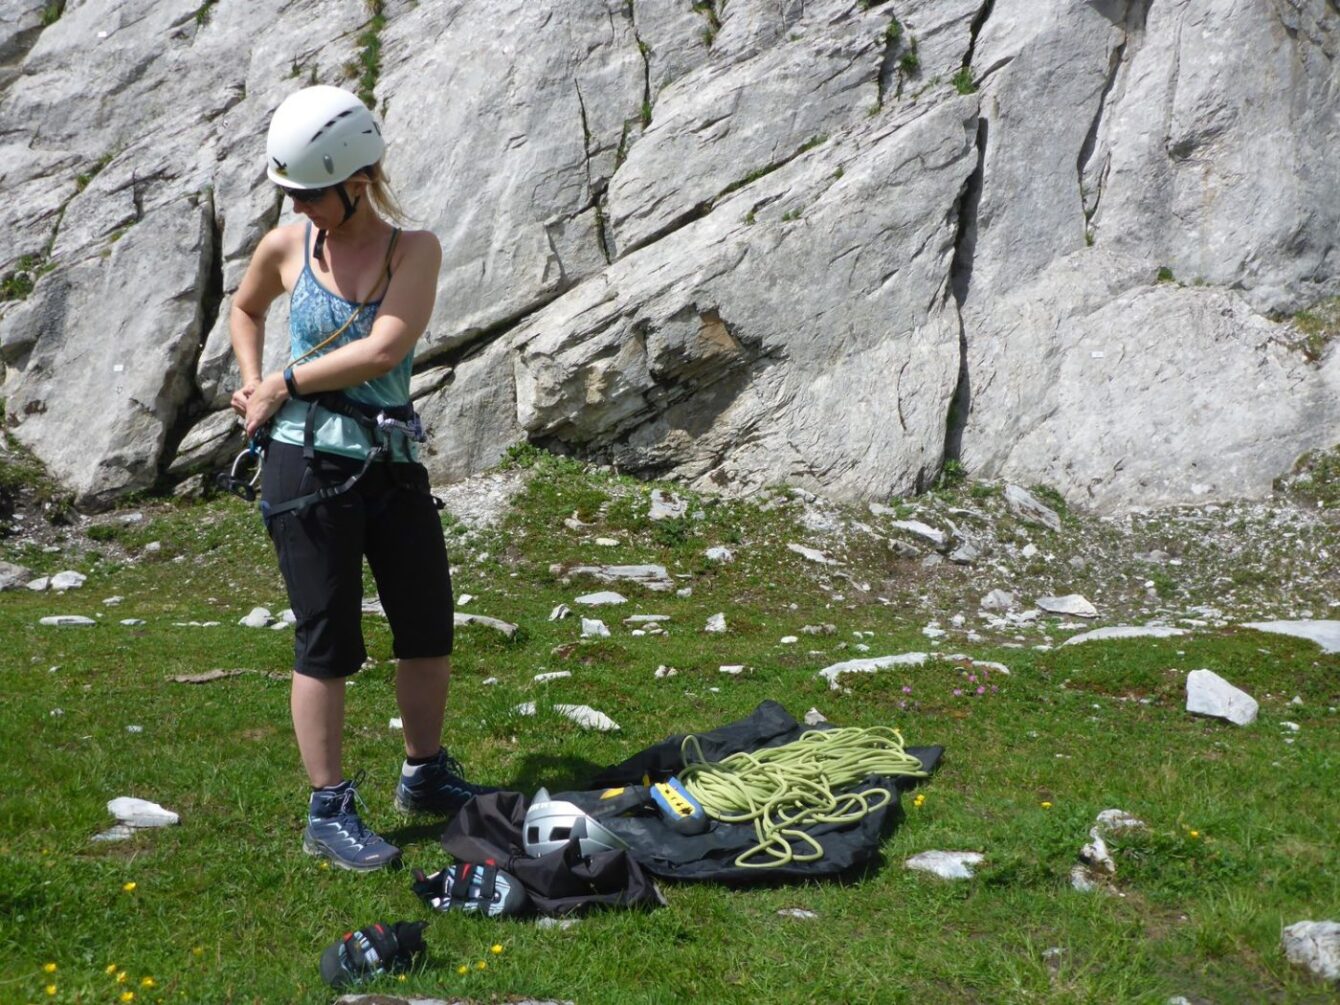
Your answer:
[229,229,292,418]
[244,231,442,438]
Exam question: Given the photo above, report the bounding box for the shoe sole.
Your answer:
[302,835,401,872]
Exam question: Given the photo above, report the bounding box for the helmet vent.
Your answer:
[551,826,572,840]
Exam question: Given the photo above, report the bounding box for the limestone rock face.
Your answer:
[1,0,1336,511]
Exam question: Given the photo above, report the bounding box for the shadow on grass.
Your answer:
[511,750,609,795]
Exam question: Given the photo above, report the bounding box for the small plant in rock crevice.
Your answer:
[951,67,976,94]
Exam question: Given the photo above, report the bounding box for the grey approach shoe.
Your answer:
[394,749,499,816]
[304,777,401,872]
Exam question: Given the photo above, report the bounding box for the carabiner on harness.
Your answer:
[375,410,427,443]
[215,434,265,502]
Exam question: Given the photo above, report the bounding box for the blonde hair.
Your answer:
[361,161,412,226]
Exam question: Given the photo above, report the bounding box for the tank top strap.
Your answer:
[303,220,313,270]
[384,227,401,285]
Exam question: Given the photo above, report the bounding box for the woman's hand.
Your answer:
[230,377,261,418]
[244,373,288,439]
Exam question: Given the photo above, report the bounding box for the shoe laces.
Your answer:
[335,771,378,843]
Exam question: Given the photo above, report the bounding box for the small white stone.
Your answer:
[537,917,580,930]
[905,850,984,880]
[803,707,828,725]
[549,604,572,621]
[777,908,818,919]
[107,796,178,827]
[1280,721,1300,732]
[144,541,162,553]
[780,635,798,644]
[238,607,272,628]
[575,591,628,606]
[27,577,50,591]
[457,593,475,606]
[554,703,620,731]
[119,618,146,626]
[705,546,734,563]
[1036,594,1099,619]
[389,717,403,730]
[654,665,678,678]
[1281,920,1340,981]
[102,595,123,606]
[92,824,137,843]
[514,702,538,716]
[534,671,573,683]
[126,724,143,734]
[482,676,499,686]
[51,570,87,591]
[676,587,692,598]
[594,537,619,547]
[50,708,64,717]
[719,665,746,675]
[704,613,727,634]
[1186,668,1259,726]
[580,618,610,638]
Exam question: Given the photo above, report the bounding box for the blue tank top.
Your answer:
[269,223,417,462]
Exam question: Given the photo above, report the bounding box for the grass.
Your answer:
[1289,296,1340,363]
[0,452,1337,1002]
[951,67,976,95]
[355,2,387,109]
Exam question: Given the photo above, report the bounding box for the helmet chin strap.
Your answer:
[313,182,363,264]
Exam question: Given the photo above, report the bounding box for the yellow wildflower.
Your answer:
[1040,801,1053,809]
[476,960,488,971]
[490,943,504,955]
[117,970,128,983]
[140,976,156,988]
[397,974,407,982]
[457,964,469,976]
[122,881,137,893]
[191,946,204,957]
[45,986,57,997]
[1188,830,1200,839]
[120,993,135,1003]
[42,963,57,974]
[106,963,118,975]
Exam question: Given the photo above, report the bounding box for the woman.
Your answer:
[229,84,494,872]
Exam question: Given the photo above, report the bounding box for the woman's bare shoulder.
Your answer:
[394,228,442,268]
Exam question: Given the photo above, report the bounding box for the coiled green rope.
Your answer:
[678,726,928,869]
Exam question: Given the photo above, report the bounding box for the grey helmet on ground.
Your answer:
[266,85,384,189]
[524,788,630,858]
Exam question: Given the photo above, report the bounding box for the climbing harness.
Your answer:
[258,392,429,526]
[678,726,928,869]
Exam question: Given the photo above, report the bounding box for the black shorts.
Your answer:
[261,441,453,679]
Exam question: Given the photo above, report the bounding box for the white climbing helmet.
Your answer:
[265,85,385,189]
[523,789,630,858]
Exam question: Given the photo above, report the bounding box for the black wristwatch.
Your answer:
[283,366,301,399]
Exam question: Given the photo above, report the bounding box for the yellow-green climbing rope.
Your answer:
[678,726,928,869]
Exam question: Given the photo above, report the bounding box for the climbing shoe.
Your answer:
[319,919,427,988]
[412,860,532,917]
[304,777,402,872]
[394,749,499,815]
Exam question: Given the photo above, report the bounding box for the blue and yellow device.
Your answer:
[649,777,709,835]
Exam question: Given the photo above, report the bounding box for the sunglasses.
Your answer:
[277,184,332,204]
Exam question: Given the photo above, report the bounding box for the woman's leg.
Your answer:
[292,673,347,788]
[395,655,450,760]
